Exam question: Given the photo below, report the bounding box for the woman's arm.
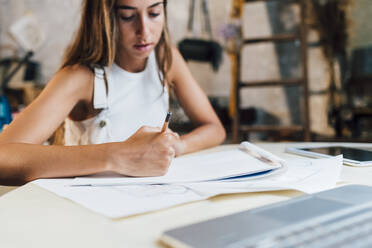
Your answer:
[168,47,226,155]
[0,127,176,185]
[0,66,178,185]
[0,65,104,185]
[0,65,93,145]
[0,143,109,185]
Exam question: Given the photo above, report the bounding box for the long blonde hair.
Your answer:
[53,0,173,145]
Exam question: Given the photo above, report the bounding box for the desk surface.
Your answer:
[1,142,372,248]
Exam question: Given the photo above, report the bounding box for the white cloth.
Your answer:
[64,51,169,145]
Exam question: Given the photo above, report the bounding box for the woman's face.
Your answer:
[116,0,165,60]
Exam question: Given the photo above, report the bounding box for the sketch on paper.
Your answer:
[112,184,190,198]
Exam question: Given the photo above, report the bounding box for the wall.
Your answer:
[0,0,81,82]
[350,0,372,49]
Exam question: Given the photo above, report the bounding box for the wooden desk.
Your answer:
[1,143,372,248]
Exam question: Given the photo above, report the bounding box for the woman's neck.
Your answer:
[115,50,148,73]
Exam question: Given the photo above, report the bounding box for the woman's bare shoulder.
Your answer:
[50,64,94,102]
[167,45,185,80]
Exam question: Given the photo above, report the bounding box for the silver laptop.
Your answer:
[161,185,372,248]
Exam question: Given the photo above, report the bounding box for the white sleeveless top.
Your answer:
[64,51,169,145]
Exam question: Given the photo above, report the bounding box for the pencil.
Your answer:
[161,112,172,132]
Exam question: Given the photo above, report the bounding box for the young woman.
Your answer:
[0,0,225,186]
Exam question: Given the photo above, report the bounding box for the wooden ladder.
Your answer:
[229,0,311,143]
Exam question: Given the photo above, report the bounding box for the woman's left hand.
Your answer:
[166,129,186,157]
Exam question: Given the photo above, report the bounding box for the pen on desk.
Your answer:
[240,141,285,166]
[161,112,172,132]
[71,183,167,187]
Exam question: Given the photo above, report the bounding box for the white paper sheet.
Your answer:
[33,156,343,218]
[70,148,282,186]
[34,179,206,218]
[185,155,343,195]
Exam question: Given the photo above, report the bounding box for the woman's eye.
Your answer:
[120,15,135,22]
[149,13,160,18]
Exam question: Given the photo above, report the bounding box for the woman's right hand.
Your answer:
[106,126,178,177]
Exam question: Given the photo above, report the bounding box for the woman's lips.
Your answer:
[134,43,153,52]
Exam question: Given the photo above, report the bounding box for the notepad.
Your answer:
[70,144,285,187]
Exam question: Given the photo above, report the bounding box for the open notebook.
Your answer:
[70,142,286,187]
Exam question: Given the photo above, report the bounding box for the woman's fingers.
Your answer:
[111,125,181,177]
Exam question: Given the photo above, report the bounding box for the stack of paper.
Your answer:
[33,143,343,218]
[70,146,284,186]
